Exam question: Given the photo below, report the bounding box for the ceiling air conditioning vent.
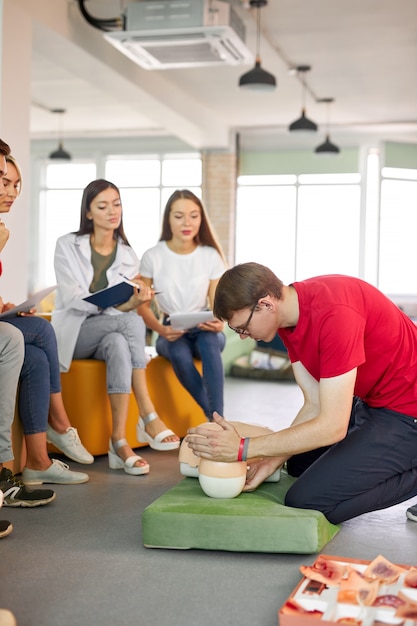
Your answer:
[103,0,253,70]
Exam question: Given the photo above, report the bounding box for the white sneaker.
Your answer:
[47,426,94,464]
[22,459,89,485]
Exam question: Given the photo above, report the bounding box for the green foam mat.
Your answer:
[142,473,340,554]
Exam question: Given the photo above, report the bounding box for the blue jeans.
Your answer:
[73,312,148,394]
[156,327,225,420]
[285,398,417,524]
[6,316,61,435]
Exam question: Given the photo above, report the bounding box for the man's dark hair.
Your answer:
[213,262,284,321]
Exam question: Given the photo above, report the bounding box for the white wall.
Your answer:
[0,0,31,302]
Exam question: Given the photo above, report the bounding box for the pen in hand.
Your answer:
[118,273,162,294]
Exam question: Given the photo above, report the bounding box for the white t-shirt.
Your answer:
[140,241,225,314]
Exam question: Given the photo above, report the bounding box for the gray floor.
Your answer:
[1,378,416,626]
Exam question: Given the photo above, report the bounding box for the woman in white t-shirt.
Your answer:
[139,190,226,422]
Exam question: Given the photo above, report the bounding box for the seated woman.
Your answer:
[138,189,226,422]
[52,179,180,477]
[0,155,91,488]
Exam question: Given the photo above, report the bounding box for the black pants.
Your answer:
[285,398,417,524]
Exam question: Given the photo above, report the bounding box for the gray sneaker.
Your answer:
[22,459,89,485]
[406,504,417,521]
[47,426,94,464]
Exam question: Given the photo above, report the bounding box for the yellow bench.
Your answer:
[54,356,206,456]
[9,356,206,470]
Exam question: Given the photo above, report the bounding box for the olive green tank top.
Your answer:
[89,243,117,293]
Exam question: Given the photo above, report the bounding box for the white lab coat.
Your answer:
[51,233,140,372]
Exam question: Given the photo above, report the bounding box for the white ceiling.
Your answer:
[25,0,417,152]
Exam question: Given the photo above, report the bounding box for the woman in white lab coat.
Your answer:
[52,179,180,476]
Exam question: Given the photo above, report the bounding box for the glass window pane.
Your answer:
[46,163,96,189]
[41,189,84,285]
[382,167,417,181]
[379,179,417,294]
[106,159,160,187]
[161,158,202,187]
[235,185,297,283]
[119,188,162,258]
[296,185,361,279]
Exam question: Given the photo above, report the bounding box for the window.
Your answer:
[236,173,361,283]
[296,176,361,279]
[236,179,297,282]
[36,154,201,287]
[378,169,417,295]
[38,162,97,287]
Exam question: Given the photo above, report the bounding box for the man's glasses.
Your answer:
[228,303,257,336]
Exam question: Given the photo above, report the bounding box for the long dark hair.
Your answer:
[74,179,130,245]
[160,189,225,262]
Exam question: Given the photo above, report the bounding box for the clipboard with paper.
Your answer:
[0,285,57,319]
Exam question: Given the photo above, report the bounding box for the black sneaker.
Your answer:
[0,519,13,538]
[0,468,56,507]
[406,504,417,522]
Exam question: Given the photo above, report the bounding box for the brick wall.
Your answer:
[201,151,237,268]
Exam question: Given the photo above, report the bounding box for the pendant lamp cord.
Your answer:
[301,73,306,110]
[58,112,63,145]
[325,99,333,136]
[255,6,261,60]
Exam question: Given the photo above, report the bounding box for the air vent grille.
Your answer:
[104,1,252,70]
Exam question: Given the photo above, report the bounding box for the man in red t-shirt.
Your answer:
[186,262,417,524]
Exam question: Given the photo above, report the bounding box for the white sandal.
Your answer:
[108,439,150,475]
[136,413,180,451]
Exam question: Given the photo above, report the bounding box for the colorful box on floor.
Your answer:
[278,554,417,626]
[142,473,340,554]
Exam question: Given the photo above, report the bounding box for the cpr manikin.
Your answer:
[179,422,281,498]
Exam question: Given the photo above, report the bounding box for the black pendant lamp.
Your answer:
[49,109,71,160]
[238,0,276,91]
[288,65,318,132]
[315,136,340,155]
[314,98,340,155]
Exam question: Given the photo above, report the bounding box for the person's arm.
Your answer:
[247,362,356,459]
[186,362,357,463]
[137,277,184,341]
